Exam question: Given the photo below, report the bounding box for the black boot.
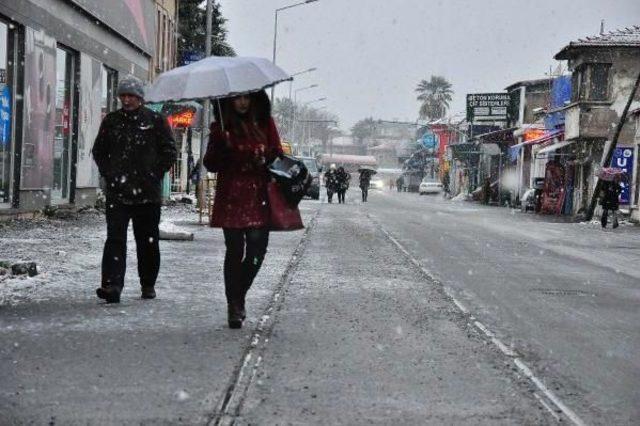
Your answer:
[141,286,156,299]
[228,302,243,329]
[96,285,121,304]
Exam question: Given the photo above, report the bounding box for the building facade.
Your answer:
[554,26,640,217]
[0,0,177,215]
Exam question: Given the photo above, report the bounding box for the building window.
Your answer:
[572,63,611,102]
[101,66,118,118]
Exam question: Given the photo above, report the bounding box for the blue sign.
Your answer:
[181,51,204,66]
[419,131,438,149]
[0,84,10,147]
[611,147,634,205]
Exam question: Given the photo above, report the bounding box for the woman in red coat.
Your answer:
[203,90,283,329]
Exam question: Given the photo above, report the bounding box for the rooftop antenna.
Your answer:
[600,19,605,35]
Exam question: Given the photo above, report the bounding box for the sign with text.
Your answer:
[611,147,634,205]
[466,93,510,122]
[0,84,11,146]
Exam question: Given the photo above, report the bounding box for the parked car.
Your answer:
[419,178,443,195]
[297,156,320,200]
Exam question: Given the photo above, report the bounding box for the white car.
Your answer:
[369,177,385,190]
[419,179,443,195]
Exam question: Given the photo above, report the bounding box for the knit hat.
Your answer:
[117,76,145,99]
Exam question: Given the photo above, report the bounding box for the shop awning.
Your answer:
[509,129,565,162]
[535,140,575,157]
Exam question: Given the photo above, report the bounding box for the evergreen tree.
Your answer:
[178,0,235,61]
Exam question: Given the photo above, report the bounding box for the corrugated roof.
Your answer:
[555,25,640,59]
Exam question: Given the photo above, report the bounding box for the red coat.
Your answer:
[203,117,283,229]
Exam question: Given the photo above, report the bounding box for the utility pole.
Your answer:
[198,0,214,223]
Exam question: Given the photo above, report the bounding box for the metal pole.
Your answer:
[270,10,279,101]
[198,0,213,223]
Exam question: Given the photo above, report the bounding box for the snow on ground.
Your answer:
[0,205,197,306]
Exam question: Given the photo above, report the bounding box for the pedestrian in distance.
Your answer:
[324,163,338,203]
[483,178,491,205]
[92,76,177,304]
[203,90,283,329]
[600,178,622,229]
[359,170,372,202]
[396,175,403,193]
[336,166,351,204]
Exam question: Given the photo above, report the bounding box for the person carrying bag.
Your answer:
[203,90,305,329]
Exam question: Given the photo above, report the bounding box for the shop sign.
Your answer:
[611,147,634,205]
[168,109,196,128]
[419,131,438,149]
[0,84,11,146]
[466,93,510,122]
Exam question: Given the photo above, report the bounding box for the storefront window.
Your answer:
[101,65,117,118]
[0,20,14,205]
[52,46,75,202]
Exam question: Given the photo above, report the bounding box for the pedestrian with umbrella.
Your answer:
[146,55,293,329]
[203,90,284,328]
[598,168,625,229]
[358,167,375,203]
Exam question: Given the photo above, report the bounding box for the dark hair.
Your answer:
[214,90,271,139]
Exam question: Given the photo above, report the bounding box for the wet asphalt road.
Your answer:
[1,189,637,424]
[364,188,640,425]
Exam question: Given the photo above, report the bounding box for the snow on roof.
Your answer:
[555,25,640,59]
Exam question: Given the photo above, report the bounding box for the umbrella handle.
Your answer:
[216,98,225,132]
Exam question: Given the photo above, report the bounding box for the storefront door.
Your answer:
[52,46,76,204]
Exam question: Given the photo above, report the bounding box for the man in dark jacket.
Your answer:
[92,76,177,303]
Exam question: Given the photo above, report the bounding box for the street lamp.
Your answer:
[288,67,318,101]
[292,84,319,143]
[271,0,320,100]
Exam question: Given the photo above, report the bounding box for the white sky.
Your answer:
[218,0,640,131]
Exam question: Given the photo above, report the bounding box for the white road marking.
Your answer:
[368,213,588,426]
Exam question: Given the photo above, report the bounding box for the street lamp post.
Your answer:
[303,97,328,147]
[292,84,318,143]
[271,0,319,100]
[288,67,317,102]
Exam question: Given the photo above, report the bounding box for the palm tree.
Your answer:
[416,75,453,121]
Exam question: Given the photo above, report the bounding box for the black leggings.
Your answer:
[223,228,270,304]
[338,190,346,203]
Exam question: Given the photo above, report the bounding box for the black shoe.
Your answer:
[228,303,243,329]
[141,286,156,299]
[96,286,121,304]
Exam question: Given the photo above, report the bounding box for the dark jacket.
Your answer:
[203,117,283,229]
[92,106,177,205]
[324,170,339,192]
[336,169,350,191]
[600,182,622,210]
[359,172,371,189]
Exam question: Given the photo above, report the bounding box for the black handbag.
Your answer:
[267,155,312,206]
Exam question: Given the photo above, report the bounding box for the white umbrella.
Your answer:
[145,56,291,103]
